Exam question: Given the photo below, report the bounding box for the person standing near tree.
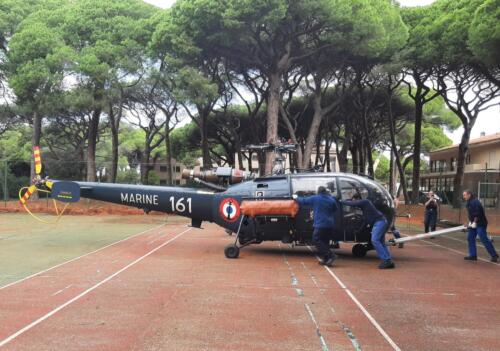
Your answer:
[424,190,438,237]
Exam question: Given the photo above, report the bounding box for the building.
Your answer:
[152,158,187,185]
[421,132,500,205]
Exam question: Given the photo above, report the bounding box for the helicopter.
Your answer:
[19,145,464,259]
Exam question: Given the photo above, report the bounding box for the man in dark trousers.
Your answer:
[343,193,395,269]
[424,190,438,237]
[295,186,338,267]
[463,190,498,262]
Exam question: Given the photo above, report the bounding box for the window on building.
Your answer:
[175,166,181,172]
[175,179,181,185]
[450,158,456,171]
[160,180,166,185]
[160,166,167,172]
[466,152,471,165]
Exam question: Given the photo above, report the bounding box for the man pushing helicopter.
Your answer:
[295,186,396,269]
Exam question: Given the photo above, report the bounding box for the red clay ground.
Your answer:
[0,219,499,351]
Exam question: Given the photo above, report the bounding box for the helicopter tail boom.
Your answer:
[75,182,215,223]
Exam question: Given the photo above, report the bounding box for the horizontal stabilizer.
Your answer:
[51,181,81,203]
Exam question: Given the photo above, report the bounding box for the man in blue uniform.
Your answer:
[463,190,498,262]
[343,193,395,269]
[295,186,338,267]
[424,190,438,238]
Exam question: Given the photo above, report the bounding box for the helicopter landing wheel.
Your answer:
[224,244,240,259]
[352,244,367,258]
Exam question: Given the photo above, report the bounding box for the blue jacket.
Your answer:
[342,199,384,226]
[466,197,488,227]
[297,194,338,229]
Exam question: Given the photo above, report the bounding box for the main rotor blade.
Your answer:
[33,146,42,175]
[19,185,37,205]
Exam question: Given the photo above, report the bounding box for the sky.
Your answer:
[143,0,500,145]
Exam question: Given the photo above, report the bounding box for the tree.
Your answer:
[427,0,500,205]
[154,0,407,173]
[468,0,500,70]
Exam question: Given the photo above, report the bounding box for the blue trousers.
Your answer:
[313,228,333,260]
[371,219,391,261]
[424,210,437,233]
[467,226,498,258]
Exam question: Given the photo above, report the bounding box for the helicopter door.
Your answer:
[338,178,369,242]
[291,177,339,243]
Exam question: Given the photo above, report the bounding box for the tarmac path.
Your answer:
[0,222,498,350]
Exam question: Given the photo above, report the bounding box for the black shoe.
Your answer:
[491,256,498,263]
[378,260,395,269]
[464,256,477,261]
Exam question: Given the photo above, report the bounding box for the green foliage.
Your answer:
[170,123,202,167]
[374,153,390,183]
[469,0,500,67]
[147,170,160,185]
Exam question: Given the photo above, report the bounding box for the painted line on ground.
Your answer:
[280,245,330,351]
[418,239,499,266]
[402,234,499,266]
[0,223,169,291]
[300,261,362,351]
[322,265,401,351]
[307,247,401,351]
[0,226,192,348]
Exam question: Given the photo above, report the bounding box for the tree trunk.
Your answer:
[411,98,423,203]
[108,103,120,184]
[199,109,211,169]
[366,142,374,177]
[389,151,395,196]
[302,92,324,170]
[86,107,101,182]
[325,136,331,172]
[452,123,473,207]
[141,145,151,185]
[264,70,282,174]
[165,123,173,185]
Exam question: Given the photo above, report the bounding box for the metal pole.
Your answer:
[4,160,7,207]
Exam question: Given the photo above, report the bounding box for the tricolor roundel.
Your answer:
[219,198,241,222]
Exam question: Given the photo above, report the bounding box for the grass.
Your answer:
[0,213,186,287]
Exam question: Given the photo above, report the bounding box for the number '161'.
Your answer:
[169,197,192,213]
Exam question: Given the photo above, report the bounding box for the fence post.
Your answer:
[3,160,7,207]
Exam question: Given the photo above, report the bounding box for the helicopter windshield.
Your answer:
[292,177,337,197]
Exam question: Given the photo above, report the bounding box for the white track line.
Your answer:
[322,265,401,351]
[0,223,168,291]
[418,239,499,266]
[308,247,401,351]
[401,234,499,266]
[0,227,191,348]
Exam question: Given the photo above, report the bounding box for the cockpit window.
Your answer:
[339,178,369,200]
[292,177,337,197]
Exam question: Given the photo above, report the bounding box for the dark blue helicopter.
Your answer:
[20,147,395,259]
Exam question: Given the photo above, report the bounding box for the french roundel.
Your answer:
[219,198,241,222]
